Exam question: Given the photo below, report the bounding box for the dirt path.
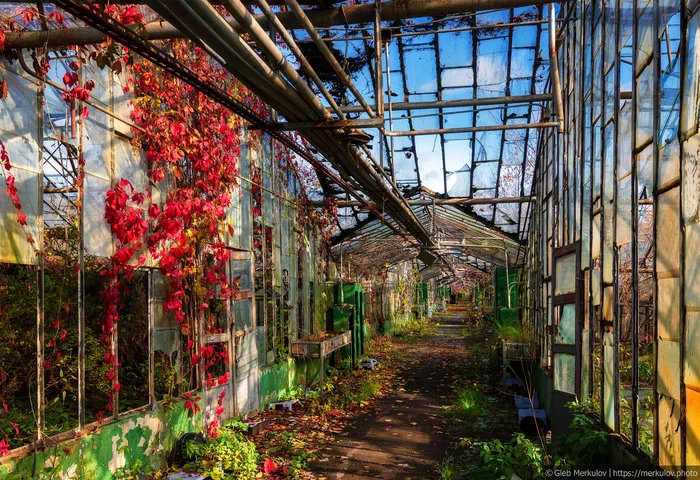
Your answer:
[309,310,470,480]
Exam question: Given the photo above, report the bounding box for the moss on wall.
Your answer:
[0,401,201,479]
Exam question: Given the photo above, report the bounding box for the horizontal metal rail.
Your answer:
[311,196,535,208]
[336,94,553,114]
[383,122,559,137]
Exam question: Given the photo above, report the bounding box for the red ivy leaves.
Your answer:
[184,392,201,416]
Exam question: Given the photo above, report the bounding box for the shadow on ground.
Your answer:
[309,307,520,479]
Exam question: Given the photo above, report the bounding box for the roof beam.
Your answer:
[5,0,552,49]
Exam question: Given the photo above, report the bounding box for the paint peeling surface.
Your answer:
[0,402,199,480]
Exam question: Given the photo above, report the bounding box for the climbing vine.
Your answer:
[0,3,342,452]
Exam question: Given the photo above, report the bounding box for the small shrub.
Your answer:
[492,317,528,343]
[392,315,434,341]
[464,402,612,479]
[196,420,259,478]
[468,433,547,480]
[551,403,609,467]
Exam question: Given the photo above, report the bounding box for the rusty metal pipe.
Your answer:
[166,0,320,119]
[255,0,346,120]
[309,195,535,208]
[220,0,331,121]
[149,0,311,119]
[5,0,551,49]
[283,0,376,118]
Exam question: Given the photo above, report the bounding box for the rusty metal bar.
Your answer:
[295,19,549,43]
[220,0,331,121]
[164,0,319,119]
[4,0,551,49]
[43,186,78,194]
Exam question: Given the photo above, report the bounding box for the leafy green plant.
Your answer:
[467,433,548,480]
[462,402,613,479]
[551,401,609,467]
[196,420,259,478]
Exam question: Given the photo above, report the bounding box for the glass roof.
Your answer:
[294,5,550,246]
[1,1,553,269]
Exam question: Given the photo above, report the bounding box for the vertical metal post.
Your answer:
[36,52,45,442]
[549,4,565,134]
[385,45,396,183]
[374,0,383,117]
[226,257,237,417]
[630,0,640,451]
[77,66,87,426]
[148,270,155,407]
[677,0,689,468]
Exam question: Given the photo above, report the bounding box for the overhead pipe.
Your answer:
[176,0,320,119]
[255,0,345,120]
[283,0,377,118]
[155,3,375,192]
[5,0,551,49]
[68,0,433,244]
[219,0,331,122]
[150,0,314,119]
[177,1,389,198]
[548,3,565,133]
[161,1,391,205]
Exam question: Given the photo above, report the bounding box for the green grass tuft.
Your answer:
[452,385,485,419]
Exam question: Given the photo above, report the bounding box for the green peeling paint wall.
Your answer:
[0,401,201,480]
[258,356,326,406]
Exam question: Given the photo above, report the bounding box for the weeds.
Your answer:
[392,315,435,342]
[464,433,548,480]
[492,317,529,343]
[457,402,613,479]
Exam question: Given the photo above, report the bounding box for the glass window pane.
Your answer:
[556,304,576,344]
[555,252,577,295]
[554,353,576,394]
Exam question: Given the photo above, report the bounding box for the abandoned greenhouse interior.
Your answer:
[0,0,699,478]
